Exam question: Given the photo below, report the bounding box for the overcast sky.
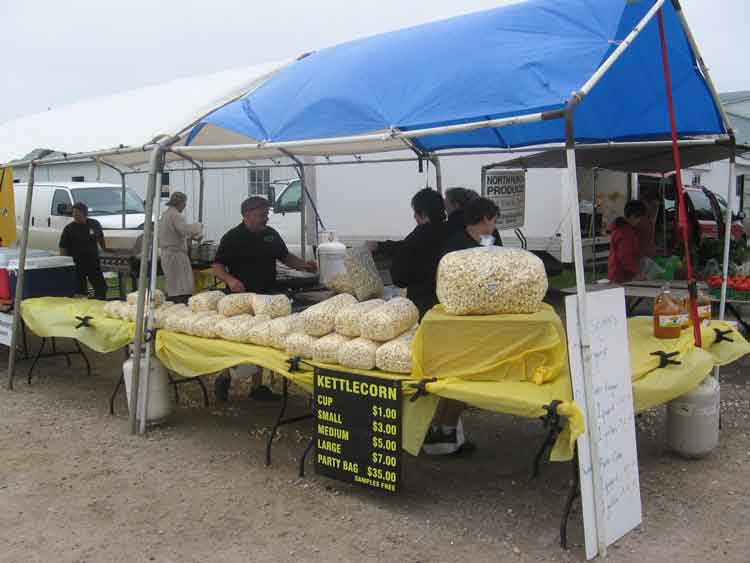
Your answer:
[1,0,747,125]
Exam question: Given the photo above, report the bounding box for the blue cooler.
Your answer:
[8,256,78,300]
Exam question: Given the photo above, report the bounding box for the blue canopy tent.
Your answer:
[4,2,739,553]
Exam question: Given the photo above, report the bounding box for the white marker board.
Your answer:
[565,288,642,560]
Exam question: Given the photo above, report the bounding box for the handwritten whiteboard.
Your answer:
[565,288,642,560]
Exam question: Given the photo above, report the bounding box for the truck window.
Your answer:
[71,187,145,216]
[51,189,72,215]
[687,190,715,221]
[275,181,301,212]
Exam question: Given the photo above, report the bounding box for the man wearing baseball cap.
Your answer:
[212,196,316,294]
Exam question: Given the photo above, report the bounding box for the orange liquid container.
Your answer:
[654,288,684,339]
[680,297,691,329]
[697,290,712,324]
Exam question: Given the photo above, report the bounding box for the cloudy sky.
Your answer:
[1,0,747,125]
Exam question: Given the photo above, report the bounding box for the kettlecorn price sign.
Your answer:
[314,368,402,493]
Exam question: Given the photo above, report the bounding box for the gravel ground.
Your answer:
[1,315,749,562]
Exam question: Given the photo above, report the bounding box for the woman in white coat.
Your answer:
[158,192,203,303]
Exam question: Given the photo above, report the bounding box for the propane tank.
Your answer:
[667,375,720,458]
[123,345,172,425]
[317,231,348,288]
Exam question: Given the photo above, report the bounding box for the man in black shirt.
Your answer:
[212,196,316,401]
[59,202,108,300]
[212,196,316,294]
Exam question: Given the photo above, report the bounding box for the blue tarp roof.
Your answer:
[188,0,725,154]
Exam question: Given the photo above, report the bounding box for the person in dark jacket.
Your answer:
[390,188,448,318]
[59,202,107,300]
[608,200,647,284]
[445,186,503,246]
[444,197,501,253]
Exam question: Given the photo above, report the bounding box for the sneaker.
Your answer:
[249,384,281,401]
[214,373,231,402]
[422,427,462,456]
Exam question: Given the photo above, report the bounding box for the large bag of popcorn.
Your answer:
[360,297,418,342]
[302,293,357,337]
[161,304,189,330]
[334,298,386,337]
[325,272,354,295]
[151,303,180,329]
[186,313,225,338]
[285,333,318,359]
[215,314,270,343]
[217,293,255,317]
[171,311,215,334]
[437,247,547,315]
[127,289,165,307]
[337,337,380,370]
[375,329,416,374]
[267,314,305,350]
[251,293,292,318]
[312,333,352,364]
[103,300,128,319]
[188,290,226,312]
[343,246,384,301]
[245,318,274,347]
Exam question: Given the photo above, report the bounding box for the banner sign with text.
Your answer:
[314,368,402,493]
[482,168,526,230]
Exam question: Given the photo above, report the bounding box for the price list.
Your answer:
[313,368,402,493]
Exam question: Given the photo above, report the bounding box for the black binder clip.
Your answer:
[74,315,93,329]
[408,377,437,402]
[650,350,681,369]
[713,327,734,344]
[286,356,302,373]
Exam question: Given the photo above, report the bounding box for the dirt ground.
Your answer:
[1,307,749,562]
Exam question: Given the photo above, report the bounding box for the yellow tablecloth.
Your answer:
[21,297,133,354]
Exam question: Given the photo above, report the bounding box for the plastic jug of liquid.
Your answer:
[653,285,684,339]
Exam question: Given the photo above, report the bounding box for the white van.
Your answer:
[14,182,146,251]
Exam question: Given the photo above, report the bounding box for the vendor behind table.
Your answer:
[158,191,203,304]
[608,200,648,284]
[59,202,107,300]
[211,195,316,401]
[445,186,502,247]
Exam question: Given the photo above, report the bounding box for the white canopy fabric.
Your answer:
[0,59,294,168]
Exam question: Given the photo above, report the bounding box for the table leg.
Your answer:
[299,437,315,478]
[73,340,91,377]
[726,303,750,335]
[110,373,125,415]
[27,338,47,384]
[560,452,581,550]
[627,297,644,316]
[266,378,289,467]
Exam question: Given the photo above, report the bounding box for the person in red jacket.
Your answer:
[608,200,648,283]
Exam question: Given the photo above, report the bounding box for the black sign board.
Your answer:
[314,368,402,493]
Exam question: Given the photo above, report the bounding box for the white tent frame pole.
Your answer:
[95,159,129,229]
[565,109,608,558]
[719,146,737,322]
[128,144,167,435]
[431,156,443,193]
[6,162,36,390]
[579,0,665,97]
[171,150,206,223]
[3,145,154,170]
[139,158,165,434]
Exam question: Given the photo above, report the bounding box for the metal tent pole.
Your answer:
[171,151,205,223]
[657,8,701,346]
[719,141,737,322]
[431,156,443,193]
[128,145,166,434]
[7,163,36,390]
[138,156,165,434]
[565,102,608,558]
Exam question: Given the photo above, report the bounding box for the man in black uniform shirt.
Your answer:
[59,202,108,300]
[212,196,316,293]
[211,196,316,401]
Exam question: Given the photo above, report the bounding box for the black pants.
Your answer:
[75,262,107,300]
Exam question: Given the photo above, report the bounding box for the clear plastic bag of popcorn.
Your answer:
[127,288,165,307]
[343,246,384,301]
[215,314,270,343]
[360,297,418,342]
[188,290,226,312]
[217,292,255,317]
[151,303,179,329]
[186,313,225,338]
[437,247,547,315]
[103,300,128,319]
[325,272,354,295]
[251,293,292,318]
[267,313,305,350]
[170,311,215,334]
[245,318,274,347]
[375,329,416,374]
[337,337,380,370]
[335,298,386,337]
[161,304,189,330]
[312,333,352,364]
[302,293,358,337]
[285,332,318,359]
